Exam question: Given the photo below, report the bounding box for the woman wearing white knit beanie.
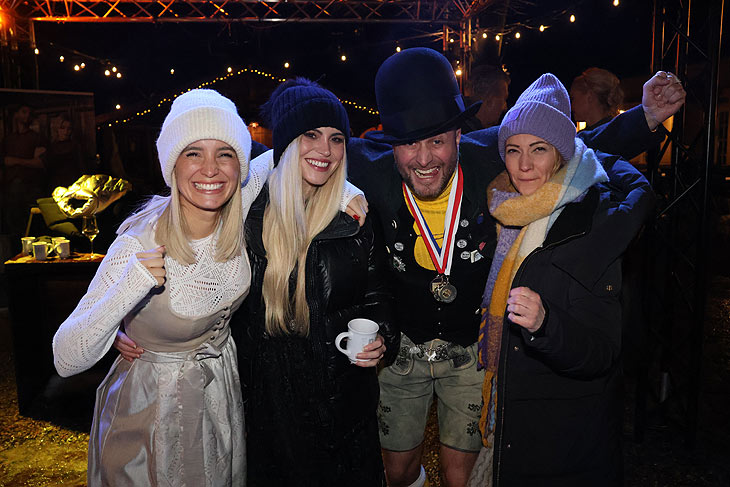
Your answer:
[52,87,366,486]
[52,89,257,485]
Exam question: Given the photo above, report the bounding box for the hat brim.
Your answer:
[367,102,481,145]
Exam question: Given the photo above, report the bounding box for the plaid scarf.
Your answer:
[477,138,607,447]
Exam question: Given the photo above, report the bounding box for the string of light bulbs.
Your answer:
[102,65,378,128]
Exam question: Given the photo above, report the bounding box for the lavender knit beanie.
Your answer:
[498,73,576,162]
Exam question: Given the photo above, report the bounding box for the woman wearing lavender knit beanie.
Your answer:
[469,73,655,486]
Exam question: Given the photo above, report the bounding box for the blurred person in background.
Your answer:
[570,67,625,131]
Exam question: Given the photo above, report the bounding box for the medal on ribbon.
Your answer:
[403,165,463,303]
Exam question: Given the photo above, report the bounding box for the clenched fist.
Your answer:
[136,245,166,287]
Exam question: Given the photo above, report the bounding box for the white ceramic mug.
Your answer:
[32,241,51,260]
[21,237,36,255]
[335,318,379,363]
[55,239,71,259]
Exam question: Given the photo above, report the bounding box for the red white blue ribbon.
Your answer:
[403,165,464,277]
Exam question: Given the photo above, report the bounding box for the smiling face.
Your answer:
[174,139,240,218]
[504,134,561,196]
[298,127,345,191]
[393,129,461,200]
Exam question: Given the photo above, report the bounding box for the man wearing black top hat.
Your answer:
[346,47,685,487]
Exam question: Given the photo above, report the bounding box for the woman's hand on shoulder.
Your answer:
[114,330,143,362]
[136,245,166,287]
[345,194,369,227]
[507,286,546,334]
[355,333,385,367]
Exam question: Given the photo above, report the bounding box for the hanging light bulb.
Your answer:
[34,48,39,55]
[341,54,347,62]
[455,69,463,76]
[495,35,501,41]
[170,68,175,75]
[59,56,65,62]
[116,72,122,79]
[539,25,545,32]
[284,62,290,68]
[613,0,620,5]
[515,32,521,39]
[396,46,401,52]
[73,64,80,71]
[115,104,121,110]
[104,69,111,76]
[570,14,576,22]
[482,32,488,39]
[227,66,232,73]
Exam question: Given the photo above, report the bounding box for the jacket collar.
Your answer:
[246,185,360,258]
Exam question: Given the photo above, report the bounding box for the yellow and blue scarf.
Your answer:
[477,138,608,446]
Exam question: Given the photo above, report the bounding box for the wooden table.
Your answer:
[5,252,115,428]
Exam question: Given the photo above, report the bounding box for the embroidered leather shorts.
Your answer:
[377,333,484,452]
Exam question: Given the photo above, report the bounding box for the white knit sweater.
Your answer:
[52,149,363,377]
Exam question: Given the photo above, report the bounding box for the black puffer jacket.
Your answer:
[234,187,397,487]
[493,170,654,486]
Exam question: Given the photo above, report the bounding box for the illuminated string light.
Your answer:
[112,66,117,73]
[73,64,80,71]
[539,25,545,32]
[115,104,121,110]
[227,66,232,73]
[116,72,122,79]
[104,69,110,76]
[455,69,463,76]
[104,65,378,127]
[449,38,455,43]
[34,48,39,55]
[396,46,401,52]
[515,32,521,39]
[570,14,576,22]
[482,32,488,39]
[495,35,501,41]
[284,62,290,68]
[80,62,86,69]
[59,56,65,62]
[340,54,347,62]
[613,0,619,5]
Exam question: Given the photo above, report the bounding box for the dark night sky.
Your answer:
[20,1,680,132]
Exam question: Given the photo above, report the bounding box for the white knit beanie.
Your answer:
[156,89,252,187]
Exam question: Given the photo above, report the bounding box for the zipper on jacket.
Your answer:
[493,229,586,485]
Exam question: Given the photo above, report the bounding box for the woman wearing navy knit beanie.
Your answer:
[235,78,398,486]
[469,73,654,486]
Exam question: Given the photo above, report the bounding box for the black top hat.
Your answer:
[369,48,481,145]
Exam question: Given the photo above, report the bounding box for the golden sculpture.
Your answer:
[52,174,132,218]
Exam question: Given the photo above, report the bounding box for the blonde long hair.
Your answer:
[261,136,347,336]
[118,170,243,265]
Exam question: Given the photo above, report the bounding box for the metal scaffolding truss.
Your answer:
[634,0,724,447]
[2,0,494,24]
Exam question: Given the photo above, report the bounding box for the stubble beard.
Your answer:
[396,156,458,201]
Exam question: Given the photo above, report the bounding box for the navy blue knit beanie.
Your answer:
[261,78,350,165]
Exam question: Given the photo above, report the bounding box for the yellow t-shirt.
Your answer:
[407,172,456,270]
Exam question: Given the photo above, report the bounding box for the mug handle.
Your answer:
[335,331,352,357]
